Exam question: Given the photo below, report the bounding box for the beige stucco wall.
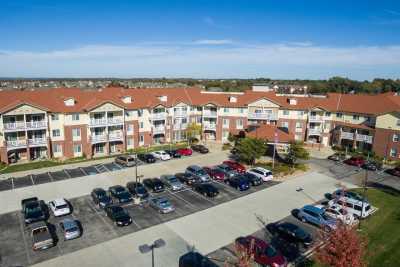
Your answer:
[376,112,400,130]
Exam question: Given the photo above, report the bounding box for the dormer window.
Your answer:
[158,96,167,102]
[229,96,237,103]
[122,96,132,104]
[64,98,75,106]
[287,98,297,105]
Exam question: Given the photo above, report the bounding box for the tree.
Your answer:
[285,141,310,166]
[185,122,202,144]
[234,137,267,165]
[314,223,367,267]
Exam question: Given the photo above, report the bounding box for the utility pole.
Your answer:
[358,169,368,230]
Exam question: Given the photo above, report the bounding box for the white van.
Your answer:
[328,197,373,219]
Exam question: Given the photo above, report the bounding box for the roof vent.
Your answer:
[64,98,75,107]
[229,96,237,103]
[287,98,297,105]
[122,96,132,104]
[158,95,168,102]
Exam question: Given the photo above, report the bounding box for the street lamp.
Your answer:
[138,239,166,267]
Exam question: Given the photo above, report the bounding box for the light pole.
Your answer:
[358,169,368,230]
[139,239,166,267]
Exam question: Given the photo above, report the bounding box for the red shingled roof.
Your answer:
[246,124,294,143]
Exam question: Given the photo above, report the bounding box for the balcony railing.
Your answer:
[109,132,123,142]
[173,111,188,117]
[3,122,26,131]
[248,113,278,120]
[26,121,47,129]
[107,117,123,125]
[308,128,322,136]
[151,112,167,120]
[356,134,373,144]
[340,131,354,140]
[6,140,27,150]
[152,126,166,134]
[91,135,107,144]
[203,123,217,130]
[202,110,218,117]
[309,116,324,123]
[28,138,47,147]
[173,124,188,130]
[90,118,107,127]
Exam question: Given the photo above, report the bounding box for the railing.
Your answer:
[309,116,324,123]
[107,117,123,125]
[248,113,278,120]
[152,112,167,120]
[173,124,188,130]
[28,138,47,146]
[173,111,188,117]
[90,118,107,127]
[26,121,47,129]
[356,134,373,144]
[109,132,123,142]
[202,110,218,117]
[308,128,322,136]
[152,126,166,134]
[203,123,217,130]
[6,140,27,150]
[295,127,303,133]
[3,121,27,131]
[91,135,107,144]
[340,131,354,140]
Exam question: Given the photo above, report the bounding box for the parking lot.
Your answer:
[0,175,280,267]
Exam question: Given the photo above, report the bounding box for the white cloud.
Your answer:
[193,39,233,45]
[1,42,400,79]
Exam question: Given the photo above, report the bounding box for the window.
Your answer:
[325,123,331,130]
[336,113,343,118]
[295,122,302,128]
[71,113,80,121]
[52,129,60,137]
[73,144,82,153]
[283,110,289,116]
[397,119,400,126]
[196,116,202,123]
[390,148,397,157]
[325,112,331,117]
[393,134,399,142]
[127,124,134,133]
[125,110,135,117]
[138,109,143,117]
[140,122,144,129]
[182,118,187,124]
[224,107,229,113]
[72,128,81,138]
[236,119,243,129]
[190,106,195,111]
[353,115,360,120]
[197,107,202,112]
[139,135,144,143]
[52,144,61,153]
[51,114,59,121]
[239,108,244,113]
[127,138,133,146]
[223,118,229,127]
[281,122,289,129]
[297,111,303,116]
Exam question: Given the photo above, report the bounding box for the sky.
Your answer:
[1,0,400,80]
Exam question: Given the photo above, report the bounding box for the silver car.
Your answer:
[59,218,81,240]
[149,197,175,214]
[185,165,211,182]
[160,175,184,191]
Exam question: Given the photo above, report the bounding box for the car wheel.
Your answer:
[301,217,306,223]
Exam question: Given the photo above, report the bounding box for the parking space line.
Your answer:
[85,199,119,237]
[102,164,111,172]
[30,175,35,185]
[48,172,54,182]
[167,190,199,207]
[64,169,71,178]
[113,163,122,170]
[211,180,239,194]
[131,218,141,229]
[11,177,15,189]
[80,167,88,176]
[190,189,218,205]
[17,213,32,265]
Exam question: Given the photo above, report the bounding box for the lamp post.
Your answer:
[358,169,368,230]
[139,239,166,267]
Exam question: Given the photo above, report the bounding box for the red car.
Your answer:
[203,166,226,181]
[343,157,365,167]
[177,148,193,156]
[386,167,400,177]
[223,160,246,173]
[235,236,287,267]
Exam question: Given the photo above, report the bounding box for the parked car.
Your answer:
[31,221,54,251]
[235,236,287,267]
[21,197,46,225]
[59,218,81,240]
[246,167,273,182]
[108,185,133,204]
[266,222,313,248]
[179,251,218,267]
[91,188,113,208]
[49,198,71,217]
[240,172,263,186]
[160,175,184,191]
[226,176,250,191]
[215,164,237,179]
[362,161,381,171]
[185,165,211,182]
[328,197,373,219]
[297,205,337,231]
[149,197,175,213]
[191,144,209,154]
[343,157,365,167]
[138,153,156,163]
[105,205,132,226]
[126,182,149,200]
[143,178,165,193]
[329,189,366,202]
[177,148,193,156]
[165,149,182,158]
[175,172,198,185]
[203,166,226,181]
[223,160,246,173]
[315,203,355,225]
[114,155,136,167]
[192,183,219,197]
[385,167,400,177]
[327,153,346,161]
[151,150,171,161]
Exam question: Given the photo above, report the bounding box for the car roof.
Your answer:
[188,165,202,170]
[254,167,270,172]
[303,205,324,214]
[52,198,67,206]
[61,218,77,228]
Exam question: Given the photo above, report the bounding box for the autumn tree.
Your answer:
[184,122,202,144]
[314,223,367,267]
[234,137,267,165]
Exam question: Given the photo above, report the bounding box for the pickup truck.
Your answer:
[31,221,54,251]
[21,197,46,225]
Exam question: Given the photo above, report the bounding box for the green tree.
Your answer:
[285,142,310,166]
[185,122,202,144]
[235,137,267,165]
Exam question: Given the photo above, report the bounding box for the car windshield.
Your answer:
[321,213,332,220]
[26,204,41,214]
[293,227,307,239]
[128,158,135,162]
[159,200,170,208]
[169,177,178,183]
[66,226,78,233]
[56,204,68,209]
[115,188,125,194]
[197,169,207,175]
[136,187,146,194]
[264,246,277,257]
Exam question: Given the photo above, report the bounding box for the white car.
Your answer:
[246,167,273,182]
[151,151,171,161]
[49,198,71,217]
[315,204,355,225]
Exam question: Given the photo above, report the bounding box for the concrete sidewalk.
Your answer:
[32,172,355,267]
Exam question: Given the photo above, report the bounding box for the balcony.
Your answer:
[173,124,188,130]
[28,138,47,147]
[3,121,27,131]
[26,121,47,130]
[202,110,218,118]
[356,134,373,144]
[107,117,123,126]
[308,116,324,123]
[203,123,217,130]
[340,131,354,140]
[6,140,27,150]
[109,132,124,142]
[308,128,322,136]
[173,111,188,118]
[152,125,166,134]
[90,118,108,127]
[91,134,107,144]
[152,112,167,120]
[248,113,278,121]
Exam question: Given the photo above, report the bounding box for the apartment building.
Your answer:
[0,86,399,164]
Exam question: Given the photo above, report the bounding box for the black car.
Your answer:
[165,149,182,158]
[105,206,132,226]
[191,144,209,154]
[241,172,263,186]
[143,178,165,193]
[175,172,198,185]
[108,185,133,204]
[362,161,381,171]
[226,176,250,191]
[266,222,313,247]
[193,183,219,197]
[179,252,218,267]
[21,197,47,225]
[91,188,113,208]
[385,167,400,177]
[138,153,156,163]
[126,182,149,200]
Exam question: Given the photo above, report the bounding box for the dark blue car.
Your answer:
[227,176,250,191]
